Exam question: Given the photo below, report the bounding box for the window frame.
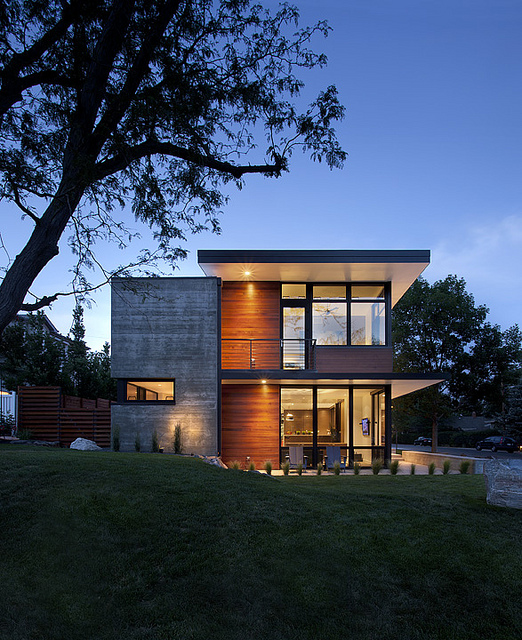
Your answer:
[280,281,391,347]
[117,379,176,404]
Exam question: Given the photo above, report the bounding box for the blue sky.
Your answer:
[2,0,522,349]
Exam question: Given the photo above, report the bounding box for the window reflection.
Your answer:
[313,302,347,345]
[351,302,385,345]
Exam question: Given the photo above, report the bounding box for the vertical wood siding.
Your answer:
[221,384,280,467]
[221,281,280,369]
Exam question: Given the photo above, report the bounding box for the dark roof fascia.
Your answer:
[198,249,431,265]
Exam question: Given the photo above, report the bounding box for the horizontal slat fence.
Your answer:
[17,386,111,447]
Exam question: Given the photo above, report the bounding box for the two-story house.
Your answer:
[111,249,443,466]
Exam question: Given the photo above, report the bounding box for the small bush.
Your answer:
[410,464,416,475]
[333,461,341,476]
[353,462,361,475]
[173,423,183,454]
[134,432,141,452]
[317,462,323,476]
[282,460,290,476]
[230,460,241,470]
[248,460,256,471]
[112,426,120,452]
[443,459,451,474]
[264,460,272,475]
[297,462,303,476]
[15,427,32,440]
[372,459,383,475]
[389,459,399,475]
[428,462,436,475]
[459,460,471,475]
[151,430,159,453]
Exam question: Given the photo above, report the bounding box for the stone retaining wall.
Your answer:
[400,450,487,474]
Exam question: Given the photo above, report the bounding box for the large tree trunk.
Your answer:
[0,185,84,334]
[431,414,438,453]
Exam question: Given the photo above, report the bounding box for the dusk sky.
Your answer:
[2,0,521,349]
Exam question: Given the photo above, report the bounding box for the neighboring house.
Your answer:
[111,249,443,466]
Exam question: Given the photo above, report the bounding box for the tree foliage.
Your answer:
[0,0,346,334]
[393,275,522,445]
[0,308,116,399]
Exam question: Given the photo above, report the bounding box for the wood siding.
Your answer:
[315,347,393,373]
[221,281,280,369]
[18,386,111,447]
[221,384,279,466]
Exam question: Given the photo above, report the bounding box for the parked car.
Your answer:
[475,436,518,453]
[414,436,432,446]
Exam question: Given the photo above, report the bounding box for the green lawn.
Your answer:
[1,447,521,640]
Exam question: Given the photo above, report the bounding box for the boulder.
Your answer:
[70,437,102,451]
[484,459,522,509]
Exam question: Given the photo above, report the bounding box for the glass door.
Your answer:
[282,306,306,369]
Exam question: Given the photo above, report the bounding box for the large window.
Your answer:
[125,380,175,402]
[281,283,388,346]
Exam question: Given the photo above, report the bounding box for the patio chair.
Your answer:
[324,446,347,472]
[287,445,308,471]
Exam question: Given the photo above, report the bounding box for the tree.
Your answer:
[452,322,522,417]
[498,382,522,437]
[0,312,68,389]
[0,0,346,334]
[0,307,116,399]
[392,275,488,451]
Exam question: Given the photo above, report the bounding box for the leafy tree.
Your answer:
[0,0,346,334]
[497,382,522,436]
[0,312,68,389]
[0,307,116,399]
[393,275,488,450]
[453,323,522,416]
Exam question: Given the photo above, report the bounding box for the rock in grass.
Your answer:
[484,459,522,509]
[70,438,102,451]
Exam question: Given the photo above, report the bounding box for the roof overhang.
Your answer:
[198,249,430,306]
[221,372,445,399]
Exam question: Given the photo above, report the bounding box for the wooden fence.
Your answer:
[17,386,111,447]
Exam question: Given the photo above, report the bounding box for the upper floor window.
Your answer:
[281,283,388,346]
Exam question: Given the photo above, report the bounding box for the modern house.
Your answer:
[111,249,443,466]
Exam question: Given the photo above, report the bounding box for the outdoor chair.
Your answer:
[324,446,347,472]
[287,445,308,471]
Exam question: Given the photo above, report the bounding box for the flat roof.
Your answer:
[198,249,430,306]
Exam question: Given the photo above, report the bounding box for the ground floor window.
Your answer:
[121,380,175,402]
[280,385,387,467]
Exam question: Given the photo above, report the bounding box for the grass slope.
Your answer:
[1,447,521,640]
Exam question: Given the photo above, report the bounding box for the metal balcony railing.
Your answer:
[221,339,317,370]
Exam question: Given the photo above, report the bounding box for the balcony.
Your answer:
[221,339,317,371]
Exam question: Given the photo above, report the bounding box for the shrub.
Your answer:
[316,462,323,476]
[443,459,451,475]
[15,427,32,440]
[248,460,256,471]
[333,461,341,476]
[282,461,290,476]
[112,426,120,452]
[151,430,159,453]
[134,432,141,452]
[264,460,272,475]
[230,460,241,470]
[410,464,416,475]
[353,462,361,475]
[459,460,471,475]
[428,462,436,475]
[372,459,383,475]
[173,423,183,454]
[297,462,303,476]
[0,414,16,436]
[389,459,399,475]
